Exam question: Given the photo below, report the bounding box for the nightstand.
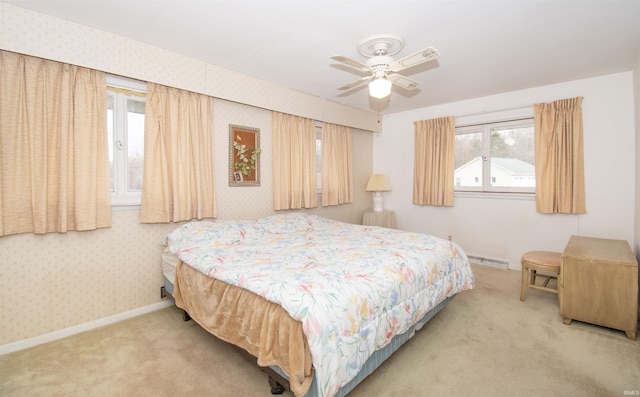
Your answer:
[362,210,396,229]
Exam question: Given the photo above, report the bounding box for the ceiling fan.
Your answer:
[331,33,440,99]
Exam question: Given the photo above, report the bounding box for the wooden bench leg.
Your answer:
[520,266,527,301]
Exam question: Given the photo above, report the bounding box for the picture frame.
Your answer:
[229,125,261,186]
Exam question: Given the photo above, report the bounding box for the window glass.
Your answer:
[107,95,115,192]
[454,130,482,188]
[489,125,535,189]
[126,98,145,192]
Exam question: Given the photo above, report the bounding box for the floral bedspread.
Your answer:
[164,213,475,397]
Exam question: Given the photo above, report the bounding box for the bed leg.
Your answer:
[268,377,285,395]
[182,310,191,321]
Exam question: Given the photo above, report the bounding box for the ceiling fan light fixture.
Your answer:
[332,34,440,100]
[369,78,392,98]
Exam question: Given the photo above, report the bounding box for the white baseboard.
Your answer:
[0,300,174,355]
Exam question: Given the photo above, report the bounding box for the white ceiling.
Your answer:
[5,0,640,115]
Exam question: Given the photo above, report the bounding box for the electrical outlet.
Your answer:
[447,235,452,241]
[160,286,167,299]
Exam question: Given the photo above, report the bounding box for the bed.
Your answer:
[161,213,475,397]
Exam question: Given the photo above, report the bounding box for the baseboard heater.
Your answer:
[467,254,509,270]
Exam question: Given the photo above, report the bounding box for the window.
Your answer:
[106,76,147,205]
[454,118,535,193]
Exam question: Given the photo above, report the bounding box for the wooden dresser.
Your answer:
[560,235,638,340]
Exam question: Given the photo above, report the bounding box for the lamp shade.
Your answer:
[368,78,392,99]
[365,174,391,192]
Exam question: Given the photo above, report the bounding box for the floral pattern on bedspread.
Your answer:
[164,213,474,397]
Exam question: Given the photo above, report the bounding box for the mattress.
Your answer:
[162,249,179,292]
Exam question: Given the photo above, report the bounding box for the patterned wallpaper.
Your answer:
[0,3,374,346]
[0,2,380,133]
[0,212,177,344]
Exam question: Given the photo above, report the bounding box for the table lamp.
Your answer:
[365,174,391,212]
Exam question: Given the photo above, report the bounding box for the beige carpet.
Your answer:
[1,264,639,397]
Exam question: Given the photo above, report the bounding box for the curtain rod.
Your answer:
[452,104,533,119]
[455,117,533,129]
[107,86,146,97]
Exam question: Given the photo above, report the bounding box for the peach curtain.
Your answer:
[0,51,111,236]
[534,97,586,214]
[140,83,216,223]
[321,123,353,206]
[413,116,455,207]
[272,112,317,210]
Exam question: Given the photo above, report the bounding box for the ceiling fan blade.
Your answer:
[330,55,369,72]
[388,74,420,90]
[337,75,372,90]
[389,47,440,72]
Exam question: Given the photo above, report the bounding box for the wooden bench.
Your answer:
[520,251,561,301]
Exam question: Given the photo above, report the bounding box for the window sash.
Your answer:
[107,75,147,206]
[455,118,535,193]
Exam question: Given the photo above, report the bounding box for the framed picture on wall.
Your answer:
[229,124,261,187]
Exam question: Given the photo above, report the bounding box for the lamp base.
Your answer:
[372,192,385,212]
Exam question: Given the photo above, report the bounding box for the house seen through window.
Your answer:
[454,118,535,193]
